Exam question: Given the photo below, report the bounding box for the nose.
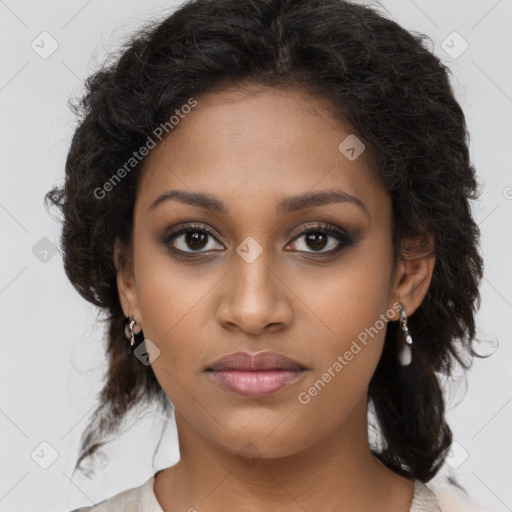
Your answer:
[215,248,293,337]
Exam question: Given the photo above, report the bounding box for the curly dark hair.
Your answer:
[45,0,484,483]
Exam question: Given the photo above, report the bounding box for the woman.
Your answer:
[46,0,484,510]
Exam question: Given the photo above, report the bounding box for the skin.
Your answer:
[115,85,435,512]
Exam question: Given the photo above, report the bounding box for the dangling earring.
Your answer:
[124,315,144,354]
[398,304,413,366]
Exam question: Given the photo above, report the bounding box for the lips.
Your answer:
[206,350,307,372]
[205,351,308,398]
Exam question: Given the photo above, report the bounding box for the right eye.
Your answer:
[161,223,225,256]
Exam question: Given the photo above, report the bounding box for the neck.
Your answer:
[154,398,414,512]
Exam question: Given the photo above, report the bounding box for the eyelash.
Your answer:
[160,222,355,260]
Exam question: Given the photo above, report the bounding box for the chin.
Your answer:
[219,430,313,461]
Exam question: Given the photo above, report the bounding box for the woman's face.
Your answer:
[117,85,419,459]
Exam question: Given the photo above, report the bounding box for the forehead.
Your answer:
[135,85,389,223]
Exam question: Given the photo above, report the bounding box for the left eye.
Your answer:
[287,227,350,254]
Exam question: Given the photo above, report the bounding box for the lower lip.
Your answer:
[207,369,306,397]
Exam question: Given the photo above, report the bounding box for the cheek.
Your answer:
[131,242,207,369]
[292,298,389,449]
[299,328,385,412]
[133,220,207,314]
[294,241,393,409]
[298,247,393,344]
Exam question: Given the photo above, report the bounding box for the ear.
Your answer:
[388,233,435,320]
[113,239,142,324]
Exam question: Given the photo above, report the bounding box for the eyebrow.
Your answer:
[148,188,369,218]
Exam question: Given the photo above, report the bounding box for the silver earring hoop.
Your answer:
[398,305,413,366]
[124,315,144,354]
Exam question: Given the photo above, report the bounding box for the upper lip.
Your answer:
[206,351,307,371]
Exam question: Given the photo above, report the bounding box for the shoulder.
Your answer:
[69,478,145,512]
[413,479,490,512]
[432,484,490,512]
[411,480,443,511]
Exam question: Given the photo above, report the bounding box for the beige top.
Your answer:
[71,473,442,511]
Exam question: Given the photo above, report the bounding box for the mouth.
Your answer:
[205,351,308,398]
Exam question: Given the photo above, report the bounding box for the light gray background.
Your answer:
[1,0,511,511]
